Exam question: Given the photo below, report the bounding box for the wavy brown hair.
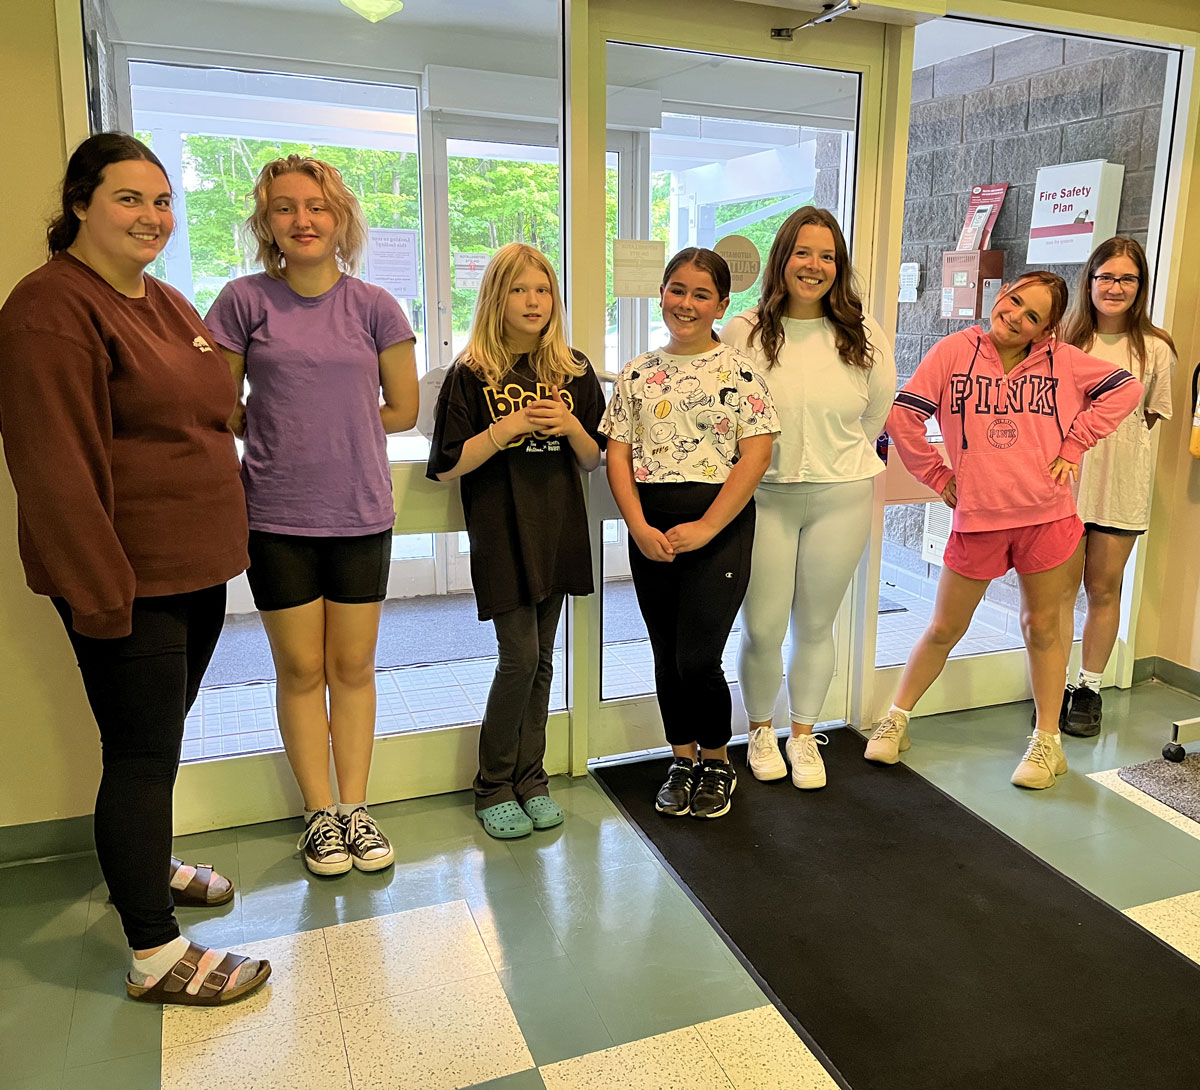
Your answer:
[1061,236,1176,376]
[748,206,872,371]
[246,155,368,278]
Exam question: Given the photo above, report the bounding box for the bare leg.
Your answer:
[324,600,384,806]
[894,566,991,711]
[1057,535,1088,674]
[261,599,332,811]
[1079,531,1138,675]
[1017,562,1076,735]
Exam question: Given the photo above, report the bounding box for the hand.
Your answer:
[664,520,717,554]
[494,407,535,446]
[1048,457,1078,485]
[228,402,246,439]
[631,523,675,563]
[524,385,577,437]
[940,476,957,508]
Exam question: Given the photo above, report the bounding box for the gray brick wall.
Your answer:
[887,34,1168,600]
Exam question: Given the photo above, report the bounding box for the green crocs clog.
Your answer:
[477,800,533,840]
[522,795,564,830]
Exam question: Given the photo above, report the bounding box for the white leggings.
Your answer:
[737,478,874,724]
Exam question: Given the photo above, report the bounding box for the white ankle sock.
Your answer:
[888,704,911,725]
[304,804,336,824]
[337,801,366,819]
[1035,728,1063,745]
[1078,669,1103,692]
[129,934,190,985]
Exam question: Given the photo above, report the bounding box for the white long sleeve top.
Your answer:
[720,309,897,486]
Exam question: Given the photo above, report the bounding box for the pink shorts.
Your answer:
[943,515,1084,581]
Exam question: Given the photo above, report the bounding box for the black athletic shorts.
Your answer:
[1083,522,1144,538]
[246,529,391,612]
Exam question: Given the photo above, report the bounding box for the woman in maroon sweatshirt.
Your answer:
[0,134,269,1005]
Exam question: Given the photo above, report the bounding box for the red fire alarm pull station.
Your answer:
[942,182,1009,320]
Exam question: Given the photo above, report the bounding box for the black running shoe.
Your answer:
[1031,686,1073,730]
[655,758,697,816]
[690,759,737,820]
[1063,685,1102,737]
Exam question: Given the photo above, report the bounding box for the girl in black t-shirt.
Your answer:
[427,243,604,839]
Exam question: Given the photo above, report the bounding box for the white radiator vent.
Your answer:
[922,501,953,565]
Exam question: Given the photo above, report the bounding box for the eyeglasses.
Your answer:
[1091,274,1140,288]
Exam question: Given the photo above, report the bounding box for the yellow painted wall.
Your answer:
[1,0,1198,835]
[0,0,102,828]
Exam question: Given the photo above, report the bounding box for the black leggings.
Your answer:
[52,585,226,950]
[628,484,755,751]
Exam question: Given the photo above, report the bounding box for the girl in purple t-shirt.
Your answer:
[206,156,418,876]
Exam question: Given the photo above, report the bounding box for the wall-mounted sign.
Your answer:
[366,228,419,299]
[957,183,1009,251]
[713,234,762,294]
[613,239,666,298]
[1027,160,1124,263]
[454,252,491,290]
[899,262,921,303]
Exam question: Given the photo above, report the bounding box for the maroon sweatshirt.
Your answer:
[0,252,249,638]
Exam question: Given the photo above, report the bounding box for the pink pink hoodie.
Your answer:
[887,327,1142,533]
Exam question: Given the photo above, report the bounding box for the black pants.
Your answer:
[475,592,565,811]
[629,484,755,752]
[52,585,227,950]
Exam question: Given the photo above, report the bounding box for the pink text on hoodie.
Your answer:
[886,327,1142,533]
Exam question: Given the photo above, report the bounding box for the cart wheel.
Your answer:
[1163,742,1186,763]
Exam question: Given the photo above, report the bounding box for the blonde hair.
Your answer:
[247,155,368,278]
[458,243,584,388]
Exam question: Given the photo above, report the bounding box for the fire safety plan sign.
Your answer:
[1027,160,1124,263]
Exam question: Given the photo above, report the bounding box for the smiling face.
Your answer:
[783,223,837,318]
[502,263,553,349]
[267,171,338,270]
[660,262,728,354]
[988,280,1055,353]
[1089,254,1140,327]
[72,158,174,275]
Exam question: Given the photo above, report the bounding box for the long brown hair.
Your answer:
[749,206,872,370]
[458,243,583,389]
[1061,236,1176,376]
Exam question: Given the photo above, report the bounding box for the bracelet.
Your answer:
[487,423,506,452]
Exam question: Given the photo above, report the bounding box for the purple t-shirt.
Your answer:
[205,273,414,536]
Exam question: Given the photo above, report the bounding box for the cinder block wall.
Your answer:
[885,34,1169,602]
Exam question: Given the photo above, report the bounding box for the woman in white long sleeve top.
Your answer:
[721,206,896,789]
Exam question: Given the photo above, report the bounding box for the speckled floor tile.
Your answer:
[539,1026,733,1089]
[161,928,335,1048]
[1125,894,1200,962]
[323,899,494,1007]
[1089,769,1200,840]
[695,1006,840,1089]
[340,973,533,1090]
[160,1011,351,1090]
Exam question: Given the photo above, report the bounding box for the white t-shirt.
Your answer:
[599,342,779,484]
[720,309,896,487]
[1075,332,1174,530]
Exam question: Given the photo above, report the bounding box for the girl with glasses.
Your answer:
[1054,237,1176,737]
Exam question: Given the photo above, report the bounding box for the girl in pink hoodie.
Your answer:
[864,271,1142,789]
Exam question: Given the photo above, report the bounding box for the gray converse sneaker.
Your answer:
[747,725,788,781]
[342,808,395,871]
[297,807,352,875]
[864,712,910,764]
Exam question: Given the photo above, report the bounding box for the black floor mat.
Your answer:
[593,728,1200,1090]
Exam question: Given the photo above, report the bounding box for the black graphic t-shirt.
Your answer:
[426,352,605,620]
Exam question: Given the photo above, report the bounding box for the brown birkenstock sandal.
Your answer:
[169,858,235,907]
[125,942,271,1006]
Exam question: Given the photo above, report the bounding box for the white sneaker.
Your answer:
[785,733,828,789]
[864,713,910,764]
[747,725,788,781]
[1011,731,1067,789]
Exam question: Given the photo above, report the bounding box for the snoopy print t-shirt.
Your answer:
[599,343,779,483]
[426,352,605,621]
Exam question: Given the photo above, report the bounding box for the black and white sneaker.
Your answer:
[1063,686,1102,738]
[655,758,697,816]
[297,807,352,875]
[342,808,395,871]
[690,759,737,820]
